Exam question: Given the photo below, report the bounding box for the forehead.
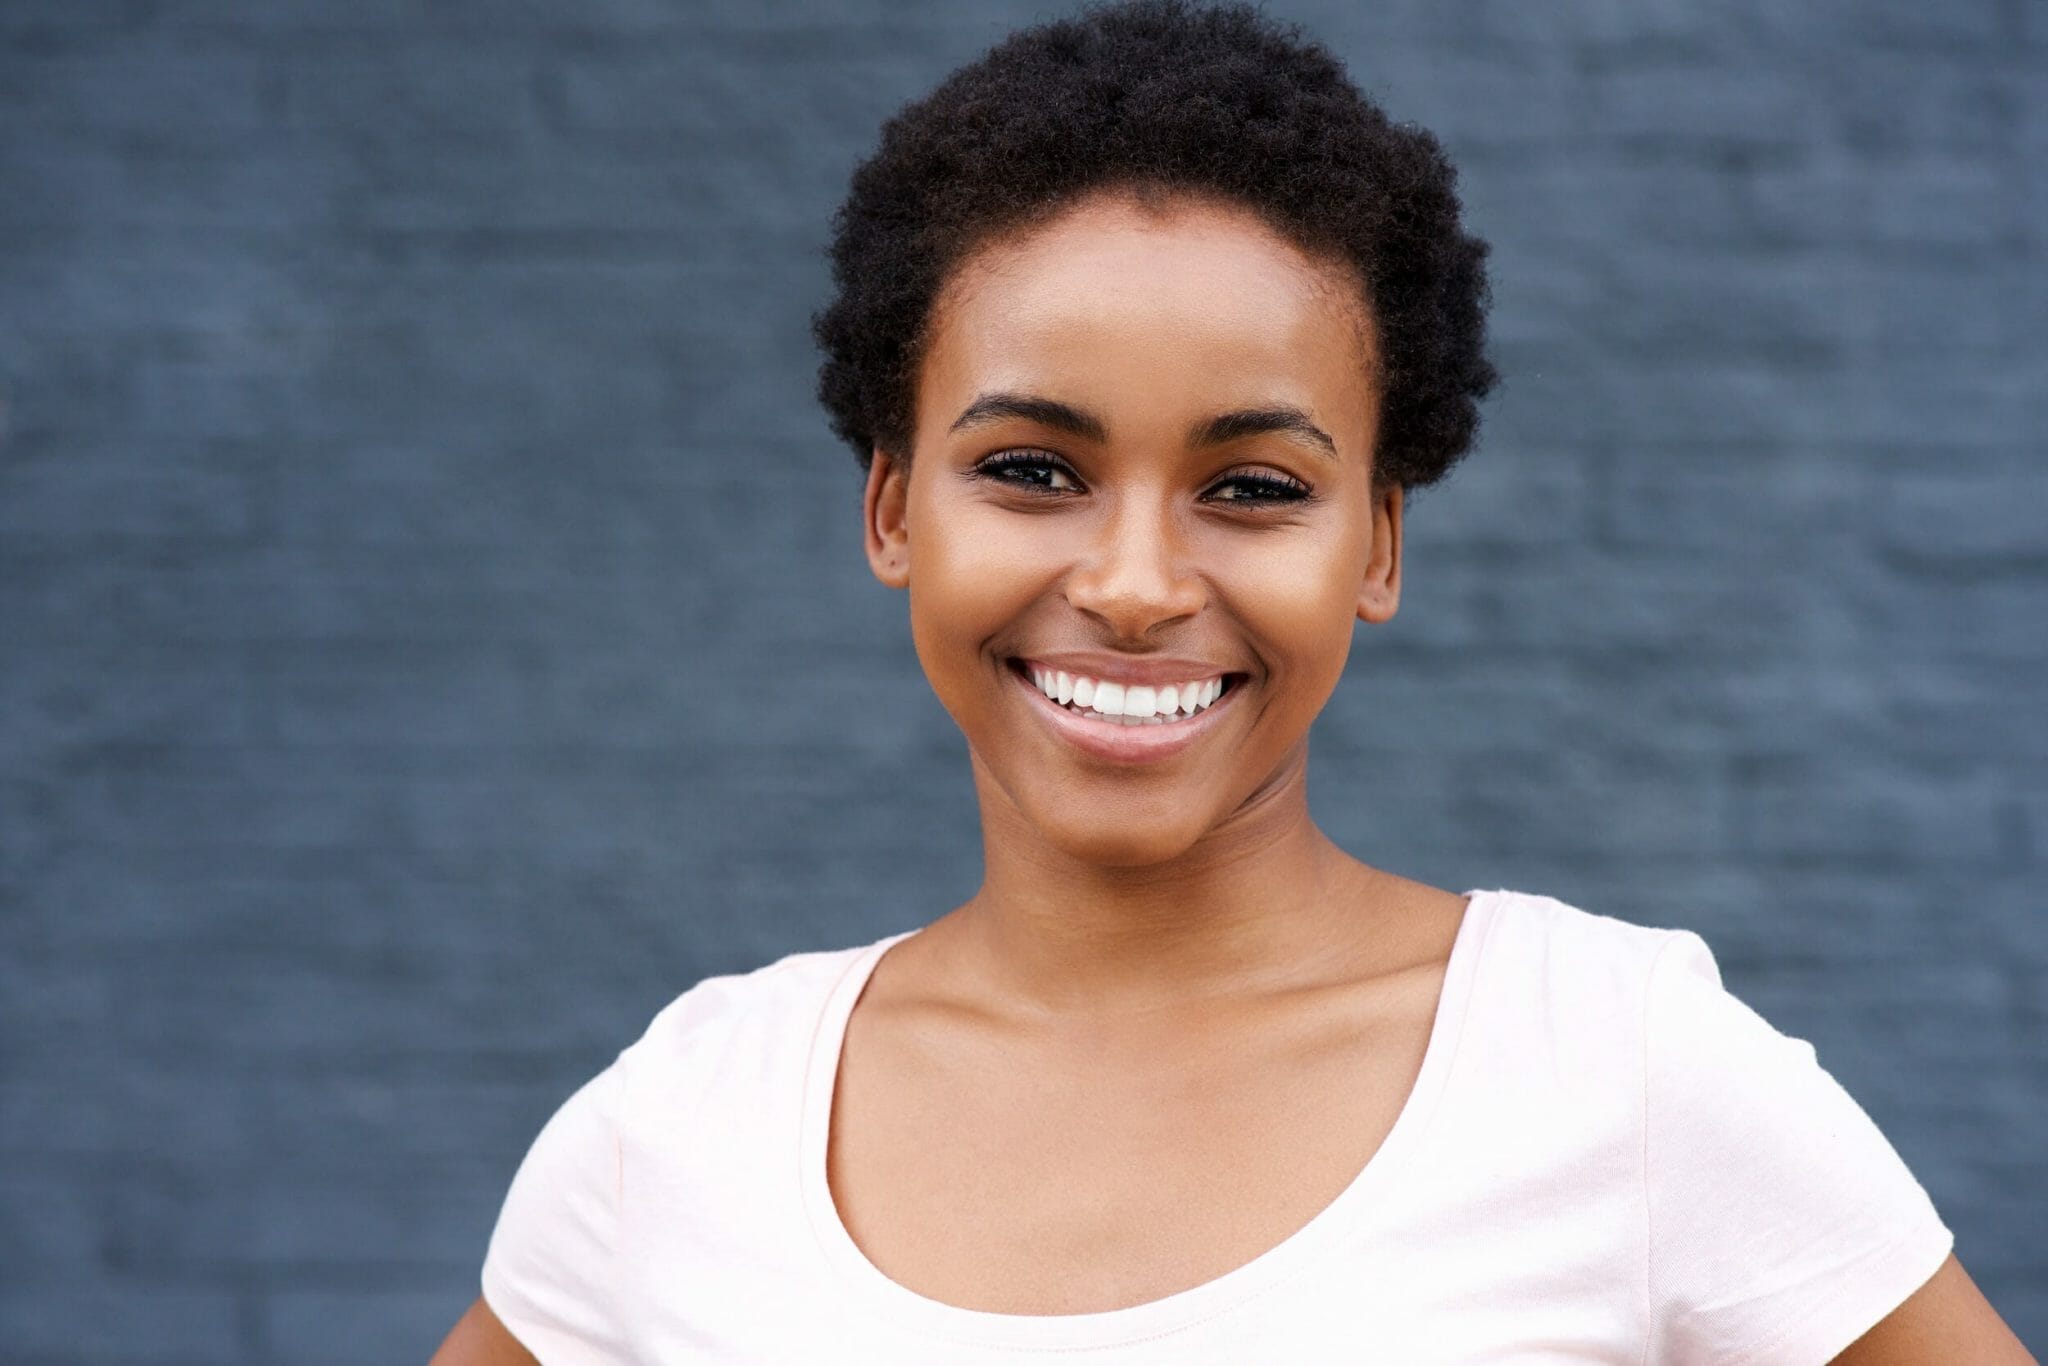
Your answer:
[916,191,1380,452]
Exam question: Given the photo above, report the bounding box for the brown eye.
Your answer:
[976,451,1082,492]
[1206,472,1310,503]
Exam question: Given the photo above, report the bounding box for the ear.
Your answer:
[862,447,911,590]
[1356,480,1403,625]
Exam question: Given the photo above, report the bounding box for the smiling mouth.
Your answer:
[1006,659,1240,727]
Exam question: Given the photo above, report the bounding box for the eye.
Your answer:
[974,449,1082,493]
[1205,470,1311,504]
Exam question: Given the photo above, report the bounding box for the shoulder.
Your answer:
[1437,888,1697,1123]
[1463,886,1694,1027]
[1467,887,1896,1151]
[1453,887,1905,1170]
[1472,888,1772,1048]
[492,927,905,1207]
[1469,889,1952,1361]
[632,935,889,1048]
[479,929,908,1357]
[1471,885,1683,960]
[609,930,908,1103]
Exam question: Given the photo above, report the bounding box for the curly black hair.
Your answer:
[811,0,1498,491]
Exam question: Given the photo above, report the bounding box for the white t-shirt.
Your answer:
[480,888,1952,1364]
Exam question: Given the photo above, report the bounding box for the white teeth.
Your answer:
[1023,665,1230,723]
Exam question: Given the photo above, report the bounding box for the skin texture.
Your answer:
[429,1300,535,1365]
[431,188,2033,1360]
[1829,1256,2036,1363]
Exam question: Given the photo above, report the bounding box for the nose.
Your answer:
[1062,490,1206,643]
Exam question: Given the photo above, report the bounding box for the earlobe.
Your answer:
[1356,480,1403,625]
[1356,582,1399,624]
[862,449,911,590]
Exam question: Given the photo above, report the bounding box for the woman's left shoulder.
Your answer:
[1462,886,1705,1025]
[1471,885,1688,960]
[1470,887,1871,1106]
[1474,890,1957,1362]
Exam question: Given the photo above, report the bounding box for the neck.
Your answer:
[949,745,1391,1019]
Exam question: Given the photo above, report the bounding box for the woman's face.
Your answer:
[863,189,1401,869]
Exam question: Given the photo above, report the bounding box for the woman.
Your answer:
[435,2,2030,1360]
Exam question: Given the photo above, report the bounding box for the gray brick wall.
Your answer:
[1,1,2041,1358]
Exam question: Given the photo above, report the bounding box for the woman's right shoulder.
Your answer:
[475,930,904,1358]
[608,932,901,1099]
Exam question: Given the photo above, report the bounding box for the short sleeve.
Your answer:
[1643,931,1953,1366]
[480,1058,633,1363]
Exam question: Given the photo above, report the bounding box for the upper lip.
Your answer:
[1010,653,1240,687]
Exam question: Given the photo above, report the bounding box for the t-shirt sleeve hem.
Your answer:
[479,1261,541,1362]
[480,1262,589,1366]
[1724,1217,1954,1366]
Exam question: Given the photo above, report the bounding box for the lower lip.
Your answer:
[1008,664,1239,766]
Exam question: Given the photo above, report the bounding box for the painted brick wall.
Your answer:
[1,1,2041,1358]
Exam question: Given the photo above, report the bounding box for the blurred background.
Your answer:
[1,0,2042,1359]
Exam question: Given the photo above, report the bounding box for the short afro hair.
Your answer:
[811,0,1498,491]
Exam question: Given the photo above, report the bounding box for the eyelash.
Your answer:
[973,450,1312,505]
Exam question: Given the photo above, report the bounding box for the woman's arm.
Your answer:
[428,1298,540,1366]
[1830,1255,2035,1364]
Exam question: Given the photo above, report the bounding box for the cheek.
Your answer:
[1205,521,1366,679]
[903,486,1051,694]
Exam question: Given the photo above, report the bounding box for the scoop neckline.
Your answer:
[796,888,1502,1351]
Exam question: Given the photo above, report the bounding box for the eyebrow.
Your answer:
[947,391,1338,461]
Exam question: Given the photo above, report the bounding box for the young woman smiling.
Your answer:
[435,3,2030,1361]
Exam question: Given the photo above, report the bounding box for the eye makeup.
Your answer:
[973,449,1081,491]
[968,450,1315,505]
